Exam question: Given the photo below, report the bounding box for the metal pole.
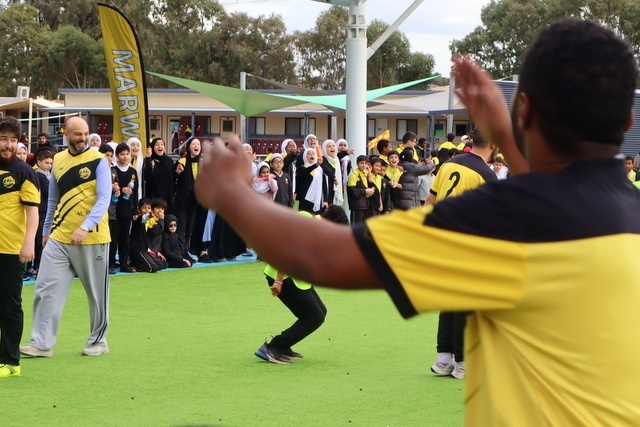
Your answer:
[345,0,368,158]
[240,71,247,142]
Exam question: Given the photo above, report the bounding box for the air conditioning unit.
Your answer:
[17,86,30,100]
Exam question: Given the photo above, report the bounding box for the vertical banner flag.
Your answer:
[98,3,149,147]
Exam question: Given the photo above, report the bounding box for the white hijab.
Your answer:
[336,138,351,187]
[321,139,343,206]
[302,148,323,212]
[281,138,294,154]
[253,161,272,195]
[127,137,144,201]
[303,134,317,150]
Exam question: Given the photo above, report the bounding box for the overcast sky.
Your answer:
[220,0,491,75]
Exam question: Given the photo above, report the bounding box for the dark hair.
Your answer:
[99,144,113,154]
[37,150,54,161]
[151,197,167,210]
[387,150,399,159]
[321,205,349,225]
[518,19,637,151]
[369,157,382,165]
[402,132,417,144]
[379,159,389,167]
[400,147,415,163]
[625,156,634,162]
[376,139,390,154]
[139,198,151,207]
[37,132,47,138]
[471,129,490,148]
[356,155,368,163]
[0,116,21,137]
[418,137,427,145]
[115,142,130,155]
[446,133,455,142]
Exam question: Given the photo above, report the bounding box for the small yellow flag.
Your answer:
[368,129,390,149]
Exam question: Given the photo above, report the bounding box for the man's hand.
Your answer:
[452,55,528,175]
[71,228,88,246]
[195,135,254,212]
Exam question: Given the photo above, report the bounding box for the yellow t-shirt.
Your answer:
[0,159,40,254]
[353,157,640,425]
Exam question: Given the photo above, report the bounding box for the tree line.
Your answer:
[2,0,639,100]
[0,0,436,99]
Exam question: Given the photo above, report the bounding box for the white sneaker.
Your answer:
[452,361,465,379]
[430,353,454,376]
[82,344,109,356]
[20,345,53,358]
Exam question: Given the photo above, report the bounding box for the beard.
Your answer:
[0,147,16,162]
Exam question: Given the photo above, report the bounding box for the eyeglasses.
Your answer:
[168,223,177,227]
[0,136,19,143]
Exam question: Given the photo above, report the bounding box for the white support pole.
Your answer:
[345,0,368,158]
[446,75,455,135]
[240,71,247,142]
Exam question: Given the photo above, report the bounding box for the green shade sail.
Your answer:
[148,71,439,115]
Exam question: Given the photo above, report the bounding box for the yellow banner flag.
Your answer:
[368,129,390,149]
[98,3,149,146]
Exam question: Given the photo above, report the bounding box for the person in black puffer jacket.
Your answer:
[396,148,434,210]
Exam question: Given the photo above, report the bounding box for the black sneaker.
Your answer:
[198,254,213,263]
[108,266,117,275]
[254,342,292,364]
[282,348,303,359]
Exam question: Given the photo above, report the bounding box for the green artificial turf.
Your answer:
[8,261,464,427]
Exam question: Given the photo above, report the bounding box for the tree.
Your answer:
[450,0,640,81]
[35,25,106,95]
[294,6,348,90]
[367,20,435,89]
[0,3,47,97]
[202,12,297,88]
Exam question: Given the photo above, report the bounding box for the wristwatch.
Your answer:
[80,225,89,232]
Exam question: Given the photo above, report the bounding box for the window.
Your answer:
[249,117,266,135]
[396,119,418,140]
[367,118,376,139]
[285,117,316,136]
[455,124,468,137]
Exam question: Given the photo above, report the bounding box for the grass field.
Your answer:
[8,260,464,427]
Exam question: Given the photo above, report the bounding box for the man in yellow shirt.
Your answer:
[194,19,640,426]
[0,117,40,378]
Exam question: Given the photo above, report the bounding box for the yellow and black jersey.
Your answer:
[0,158,40,254]
[176,157,198,180]
[353,157,640,425]
[430,152,496,201]
[50,148,110,244]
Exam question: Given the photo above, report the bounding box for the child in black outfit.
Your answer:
[254,207,349,364]
[109,143,138,273]
[161,215,192,268]
[130,198,166,272]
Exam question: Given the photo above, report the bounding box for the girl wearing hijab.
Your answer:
[144,137,175,213]
[174,138,206,255]
[252,161,278,201]
[336,139,353,188]
[320,139,343,207]
[296,148,324,214]
[295,134,319,169]
[89,133,102,150]
[127,137,144,201]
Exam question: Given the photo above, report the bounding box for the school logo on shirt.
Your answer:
[79,167,91,180]
[3,175,15,189]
